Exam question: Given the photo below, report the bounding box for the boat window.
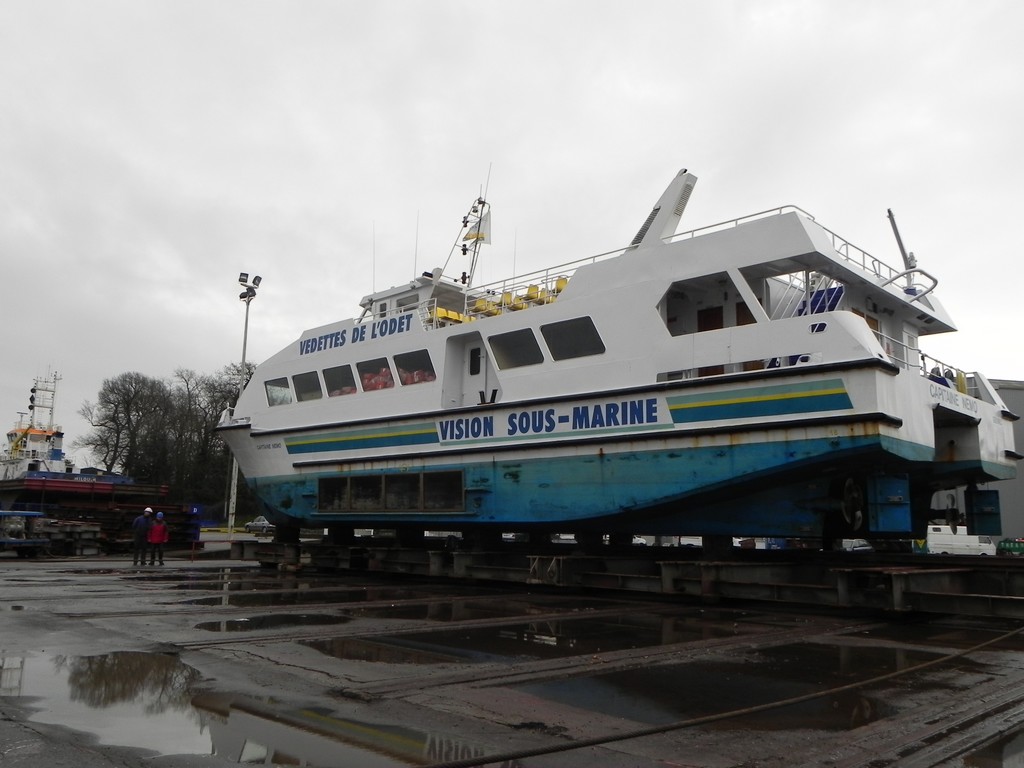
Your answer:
[469,347,482,376]
[423,471,463,510]
[488,329,544,369]
[661,284,689,337]
[316,470,464,513]
[356,358,395,391]
[323,364,357,396]
[292,371,323,402]
[351,476,383,510]
[264,377,293,406]
[319,477,348,511]
[385,474,419,508]
[540,317,606,360]
[394,349,436,385]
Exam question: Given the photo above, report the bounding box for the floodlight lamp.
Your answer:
[238,272,249,284]
[252,275,262,288]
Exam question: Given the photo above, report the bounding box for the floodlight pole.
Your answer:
[227,274,260,541]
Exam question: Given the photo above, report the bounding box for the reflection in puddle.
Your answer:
[0,649,209,755]
[853,619,1024,653]
[511,642,964,731]
[1,650,516,766]
[964,723,1024,766]
[184,587,422,607]
[196,613,352,632]
[182,583,508,608]
[307,612,753,665]
[193,693,524,767]
[346,595,614,622]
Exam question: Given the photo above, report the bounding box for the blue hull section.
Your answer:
[249,431,926,537]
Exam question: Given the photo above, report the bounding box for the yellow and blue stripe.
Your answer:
[285,422,439,455]
[667,378,852,424]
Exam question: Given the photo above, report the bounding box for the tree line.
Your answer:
[73,364,257,520]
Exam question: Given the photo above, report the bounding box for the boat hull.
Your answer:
[223,364,1014,538]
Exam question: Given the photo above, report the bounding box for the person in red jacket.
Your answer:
[147,511,170,565]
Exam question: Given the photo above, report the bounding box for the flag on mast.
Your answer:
[463,211,491,243]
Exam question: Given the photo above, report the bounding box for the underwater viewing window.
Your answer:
[385,474,419,508]
[318,477,348,511]
[488,329,544,369]
[540,316,606,360]
[264,377,293,406]
[350,476,383,510]
[323,364,357,396]
[423,471,463,510]
[393,349,436,385]
[317,470,464,513]
[292,371,323,402]
[356,358,395,391]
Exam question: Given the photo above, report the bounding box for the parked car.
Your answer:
[244,516,275,535]
[924,524,996,555]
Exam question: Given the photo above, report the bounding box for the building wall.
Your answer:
[990,379,1024,538]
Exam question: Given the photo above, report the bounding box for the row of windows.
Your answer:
[263,316,606,407]
[317,471,464,513]
[266,350,438,406]
[489,316,605,369]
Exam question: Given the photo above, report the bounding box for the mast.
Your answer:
[887,208,917,271]
[462,197,490,286]
[441,196,491,287]
[28,371,60,432]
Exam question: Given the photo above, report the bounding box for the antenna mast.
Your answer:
[443,166,493,287]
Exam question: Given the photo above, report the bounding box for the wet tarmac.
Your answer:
[304,610,762,665]
[2,553,1024,768]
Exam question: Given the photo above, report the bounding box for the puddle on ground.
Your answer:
[511,641,974,731]
[182,583,525,608]
[171,577,353,592]
[343,594,616,622]
[196,613,352,632]
[851,617,1024,653]
[0,649,522,766]
[306,610,758,665]
[183,586,431,607]
[133,568,366,592]
[963,722,1024,766]
[193,692,539,767]
[0,649,210,755]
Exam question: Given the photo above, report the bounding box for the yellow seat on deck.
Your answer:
[472,297,499,316]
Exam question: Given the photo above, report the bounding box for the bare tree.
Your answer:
[76,372,173,479]
[74,364,256,514]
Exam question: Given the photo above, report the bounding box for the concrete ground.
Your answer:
[4,537,1024,768]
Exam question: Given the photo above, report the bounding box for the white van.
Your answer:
[925,524,997,555]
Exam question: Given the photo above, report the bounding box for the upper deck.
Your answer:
[222,173,1009,434]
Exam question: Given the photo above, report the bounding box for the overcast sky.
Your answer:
[2,1,1022,467]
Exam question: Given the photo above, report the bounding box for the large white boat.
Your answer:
[217,168,1018,543]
